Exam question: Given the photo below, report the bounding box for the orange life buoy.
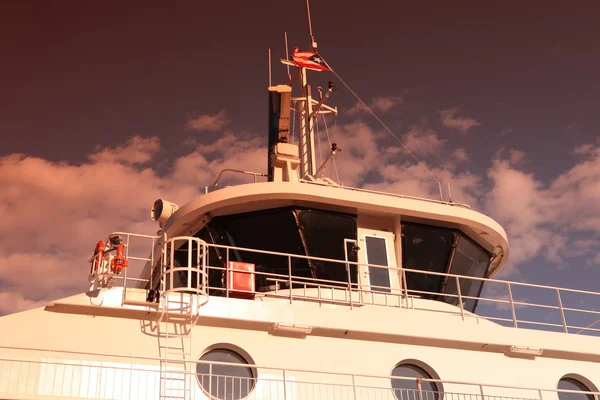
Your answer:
[111,244,128,273]
[90,240,105,274]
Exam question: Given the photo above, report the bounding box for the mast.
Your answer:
[298,68,317,177]
[268,0,338,182]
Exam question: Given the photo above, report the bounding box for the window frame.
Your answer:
[195,344,257,400]
[390,359,443,400]
[557,374,599,400]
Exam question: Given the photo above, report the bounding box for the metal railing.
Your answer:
[206,167,469,209]
[0,346,598,400]
[299,179,471,209]
[94,234,600,337]
[210,169,268,192]
[193,242,600,336]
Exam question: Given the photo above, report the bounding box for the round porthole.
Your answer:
[196,348,256,400]
[392,362,441,400]
[558,375,597,400]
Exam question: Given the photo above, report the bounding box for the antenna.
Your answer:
[271,0,338,181]
[306,0,317,49]
[284,32,291,80]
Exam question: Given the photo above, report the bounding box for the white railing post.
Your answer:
[402,268,409,308]
[226,247,230,298]
[556,289,568,333]
[129,356,133,399]
[352,374,358,400]
[288,255,293,304]
[479,384,485,400]
[283,369,288,400]
[456,275,465,321]
[507,283,518,328]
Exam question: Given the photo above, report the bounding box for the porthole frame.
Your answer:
[557,374,599,400]
[390,359,444,400]
[195,343,257,400]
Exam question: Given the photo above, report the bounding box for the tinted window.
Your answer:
[365,236,391,293]
[401,223,454,298]
[392,364,440,400]
[558,378,595,400]
[196,349,255,400]
[299,210,357,286]
[210,208,310,291]
[443,235,491,312]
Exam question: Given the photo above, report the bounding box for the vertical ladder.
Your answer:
[158,236,208,400]
[159,298,195,400]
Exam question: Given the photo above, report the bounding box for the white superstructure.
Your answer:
[1,9,599,400]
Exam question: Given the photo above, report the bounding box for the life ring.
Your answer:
[90,240,105,274]
[111,244,128,273]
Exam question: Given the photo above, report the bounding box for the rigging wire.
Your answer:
[322,113,341,183]
[291,103,296,145]
[320,56,441,186]
[314,116,324,170]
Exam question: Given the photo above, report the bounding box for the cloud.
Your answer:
[0,131,266,315]
[440,108,481,134]
[452,148,469,163]
[3,109,600,316]
[401,124,445,157]
[89,136,160,164]
[185,110,228,132]
[349,95,403,114]
[483,143,600,272]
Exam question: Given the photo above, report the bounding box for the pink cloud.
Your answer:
[185,110,229,132]
[349,95,403,114]
[401,124,445,157]
[3,117,600,315]
[0,131,268,315]
[440,108,481,134]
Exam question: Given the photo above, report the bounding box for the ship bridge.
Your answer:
[142,179,508,314]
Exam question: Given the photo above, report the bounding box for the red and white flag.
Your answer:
[292,47,330,71]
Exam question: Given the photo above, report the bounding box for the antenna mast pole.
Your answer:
[297,0,318,177]
[298,67,316,177]
[306,0,317,50]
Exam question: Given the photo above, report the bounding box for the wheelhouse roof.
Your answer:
[159,181,509,277]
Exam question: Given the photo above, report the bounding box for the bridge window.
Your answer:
[400,222,492,312]
[196,347,256,400]
[181,207,358,293]
[298,209,358,286]
[558,376,597,400]
[392,362,441,400]
[401,223,454,298]
[443,235,491,311]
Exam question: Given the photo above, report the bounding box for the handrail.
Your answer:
[210,169,268,191]
[1,345,599,397]
[300,178,472,209]
[207,168,469,208]
[96,232,600,336]
[205,242,600,335]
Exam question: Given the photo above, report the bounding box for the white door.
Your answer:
[357,229,398,294]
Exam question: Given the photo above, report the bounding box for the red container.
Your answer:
[226,261,255,299]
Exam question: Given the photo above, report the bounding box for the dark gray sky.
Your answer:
[2,1,598,173]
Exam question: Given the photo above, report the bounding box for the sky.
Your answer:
[1,1,599,318]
